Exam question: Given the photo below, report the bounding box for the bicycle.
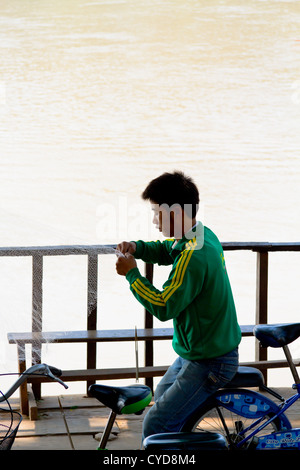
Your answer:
[89,323,300,451]
[0,363,68,450]
[144,322,300,451]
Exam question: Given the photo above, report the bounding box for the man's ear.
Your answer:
[172,204,182,217]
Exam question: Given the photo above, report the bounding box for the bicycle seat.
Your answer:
[224,366,265,388]
[254,323,300,348]
[143,431,228,450]
[88,383,152,415]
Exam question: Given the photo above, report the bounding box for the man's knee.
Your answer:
[142,405,164,439]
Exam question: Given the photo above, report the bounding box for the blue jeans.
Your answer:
[142,348,239,440]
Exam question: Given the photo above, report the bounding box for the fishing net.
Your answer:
[2,242,148,394]
[3,244,117,367]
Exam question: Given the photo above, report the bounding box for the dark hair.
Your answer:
[141,171,199,218]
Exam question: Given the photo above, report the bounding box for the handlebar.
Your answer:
[0,363,68,402]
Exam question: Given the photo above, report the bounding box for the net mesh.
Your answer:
[2,244,117,366]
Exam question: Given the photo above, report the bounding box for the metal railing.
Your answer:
[2,241,300,394]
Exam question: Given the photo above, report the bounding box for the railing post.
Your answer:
[18,343,29,416]
[32,254,43,399]
[144,263,154,391]
[255,250,269,384]
[87,253,98,393]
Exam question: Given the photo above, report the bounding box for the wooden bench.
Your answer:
[8,327,174,417]
[8,325,300,420]
[8,326,256,418]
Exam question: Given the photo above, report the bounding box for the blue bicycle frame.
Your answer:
[236,382,300,449]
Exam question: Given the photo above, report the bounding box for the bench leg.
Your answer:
[17,344,29,416]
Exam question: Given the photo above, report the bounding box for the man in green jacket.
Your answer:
[116,171,241,440]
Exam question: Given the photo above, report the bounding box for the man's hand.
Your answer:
[116,241,136,255]
[116,253,137,276]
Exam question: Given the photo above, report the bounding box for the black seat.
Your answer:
[254,323,300,348]
[143,432,228,450]
[224,366,265,388]
[88,383,152,415]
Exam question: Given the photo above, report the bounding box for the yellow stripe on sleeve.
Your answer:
[162,238,197,302]
[135,278,166,305]
[132,279,165,306]
[163,248,194,302]
[161,249,189,298]
[131,237,197,307]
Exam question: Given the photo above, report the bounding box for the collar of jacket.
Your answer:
[170,221,204,258]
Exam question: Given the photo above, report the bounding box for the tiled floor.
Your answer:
[5,387,300,451]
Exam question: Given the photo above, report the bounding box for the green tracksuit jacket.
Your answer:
[125,222,241,360]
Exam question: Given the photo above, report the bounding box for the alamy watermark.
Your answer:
[96,195,205,249]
